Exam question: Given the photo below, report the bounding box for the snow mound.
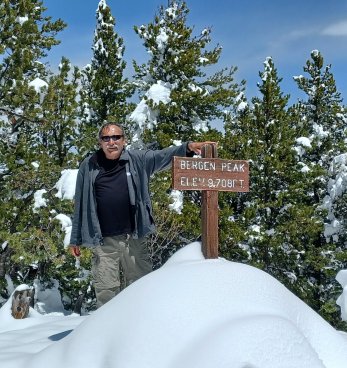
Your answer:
[17,242,347,368]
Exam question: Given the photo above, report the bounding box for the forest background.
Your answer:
[1,0,347,332]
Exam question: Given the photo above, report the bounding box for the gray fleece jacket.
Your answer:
[70,142,191,247]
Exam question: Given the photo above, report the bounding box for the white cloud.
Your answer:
[322,20,347,36]
[286,27,317,40]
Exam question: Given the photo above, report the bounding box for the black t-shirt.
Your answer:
[95,150,133,237]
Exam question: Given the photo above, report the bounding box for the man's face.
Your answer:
[99,125,125,160]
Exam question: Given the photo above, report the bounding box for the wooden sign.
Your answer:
[172,144,249,259]
[172,157,249,192]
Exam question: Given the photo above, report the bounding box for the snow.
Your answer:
[33,279,67,315]
[168,189,183,213]
[297,137,312,148]
[16,16,29,25]
[322,154,347,241]
[2,20,347,364]
[235,92,248,111]
[2,112,347,368]
[54,213,72,247]
[293,136,312,157]
[93,37,107,56]
[28,77,48,93]
[54,169,78,200]
[261,56,273,81]
[156,29,169,51]
[129,81,172,144]
[237,101,247,111]
[313,122,329,140]
[145,81,172,105]
[0,242,347,368]
[166,3,179,19]
[336,270,347,321]
[33,189,47,211]
[15,284,33,292]
[299,162,310,173]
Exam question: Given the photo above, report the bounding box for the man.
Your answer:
[69,122,215,308]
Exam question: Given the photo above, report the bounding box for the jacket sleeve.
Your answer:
[69,161,86,245]
[144,142,191,176]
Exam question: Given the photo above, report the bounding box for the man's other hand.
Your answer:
[69,245,81,257]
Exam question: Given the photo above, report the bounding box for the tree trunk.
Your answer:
[11,287,34,319]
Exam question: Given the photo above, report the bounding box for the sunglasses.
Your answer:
[100,135,124,142]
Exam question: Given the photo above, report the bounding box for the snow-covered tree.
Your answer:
[40,58,80,166]
[0,1,82,302]
[131,0,241,147]
[78,0,134,156]
[221,57,300,274]
[323,154,347,249]
[129,0,241,265]
[219,53,347,329]
[0,0,65,126]
[288,50,347,327]
[293,50,346,170]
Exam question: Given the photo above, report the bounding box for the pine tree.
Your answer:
[78,0,134,157]
[0,0,65,124]
[39,58,79,164]
[0,1,81,302]
[291,50,347,327]
[220,57,304,293]
[130,0,241,266]
[131,0,240,146]
[0,56,83,303]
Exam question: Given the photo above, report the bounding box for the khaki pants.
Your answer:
[91,235,152,308]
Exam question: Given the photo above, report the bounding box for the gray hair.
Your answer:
[98,122,125,139]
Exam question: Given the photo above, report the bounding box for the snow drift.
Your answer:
[0,242,347,368]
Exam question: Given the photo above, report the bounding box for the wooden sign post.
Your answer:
[201,144,219,258]
[172,144,249,259]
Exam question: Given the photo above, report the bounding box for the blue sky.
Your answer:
[43,0,347,104]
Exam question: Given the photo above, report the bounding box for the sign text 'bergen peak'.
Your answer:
[172,157,249,192]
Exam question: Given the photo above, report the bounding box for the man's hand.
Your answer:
[188,141,217,155]
[69,245,81,257]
